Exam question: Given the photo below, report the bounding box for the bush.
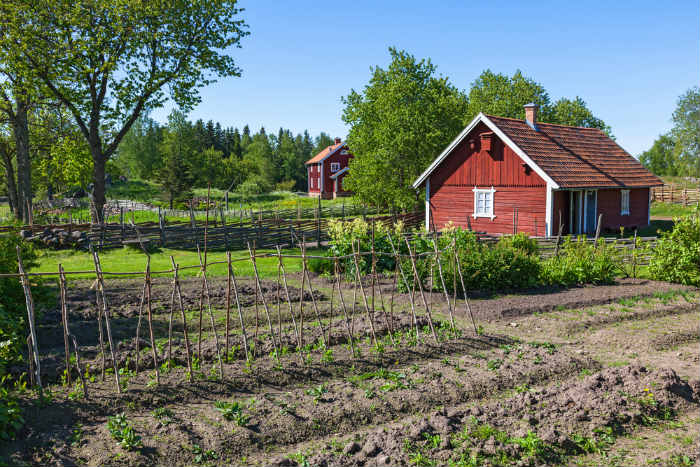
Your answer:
[540,237,619,286]
[275,180,296,192]
[236,175,272,199]
[0,376,24,441]
[0,235,37,376]
[648,209,699,286]
[321,218,406,277]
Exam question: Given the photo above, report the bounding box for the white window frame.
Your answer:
[621,189,630,216]
[472,186,496,220]
[330,162,340,172]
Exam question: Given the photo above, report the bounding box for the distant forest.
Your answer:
[113,109,336,205]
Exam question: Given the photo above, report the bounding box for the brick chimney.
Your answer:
[334,137,342,145]
[524,103,538,130]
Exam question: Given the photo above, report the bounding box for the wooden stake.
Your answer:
[225,251,232,361]
[404,238,439,343]
[247,242,280,355]
[334,258,356,357]
[352,240,378,346]
[170,257,193,382]
[134,269,147,374]
[91,250,121,393]
[302,257,328,348]
[68,334,88,399]
[227,254,250,360]
[145,260,160,384]
[454,246,478,334]
[17,247,41,390]
[58,264,71,386]
[432,233,456,332]
[276,246,300,347]
[198,246,224,379]
[387,235,420,337]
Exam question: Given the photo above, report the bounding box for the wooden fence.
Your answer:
[1,211,424,251]
[651,184,700,206]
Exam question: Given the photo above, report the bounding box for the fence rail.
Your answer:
[651,184,700,206]
[0,211,424,251]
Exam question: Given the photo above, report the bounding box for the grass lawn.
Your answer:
[30,246,321,280]
[650,201,697,218]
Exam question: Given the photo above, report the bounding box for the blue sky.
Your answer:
[151,1,699,156]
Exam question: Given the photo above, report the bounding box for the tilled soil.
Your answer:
[1,279,698,467]
[57,276,325,318]
[302,365,700,467]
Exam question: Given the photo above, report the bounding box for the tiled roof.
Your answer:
[487,115,663,188]
[305,143,343,165]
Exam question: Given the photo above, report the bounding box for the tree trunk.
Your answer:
[13,96,31,223]
[92,153,106,223]
[0,144,19,215]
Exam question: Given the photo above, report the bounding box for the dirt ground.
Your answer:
[1,276,698,467]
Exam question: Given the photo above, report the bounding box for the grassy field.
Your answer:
[650,201,698,218]
[108,179,354,210]
[660,176,699,189]
[30,246,318,280]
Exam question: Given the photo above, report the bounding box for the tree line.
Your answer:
[639,87,700,178]
[0,0,248,222]
[116,110,336,207]
[341,48,699,210]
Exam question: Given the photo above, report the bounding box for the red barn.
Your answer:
[306,137,353,199]
[413,104,663,236]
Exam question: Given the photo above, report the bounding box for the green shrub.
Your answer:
[648,209,699,286]
[0,376,24,441]
[540,237,619,286]
[0,235,38,376]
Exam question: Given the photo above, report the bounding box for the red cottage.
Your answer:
[413,104,663,236]
[306,137,353,199]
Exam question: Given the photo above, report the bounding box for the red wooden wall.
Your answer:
[308,164,321,193]
[429,123,547,235]
[598,188,649,231]
[322,148,353,194]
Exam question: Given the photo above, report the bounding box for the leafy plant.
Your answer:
[306,383,329,404]
[648,208,699,286]
[107,413,142,451]
[0,376,24,441]
[214,400,250,426]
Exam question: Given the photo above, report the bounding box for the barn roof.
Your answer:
[413,113,663,189]
[305,142,344,165]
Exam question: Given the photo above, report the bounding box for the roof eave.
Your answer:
[412,113,560,190]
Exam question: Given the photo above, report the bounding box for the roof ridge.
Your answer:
[485,114,606,132]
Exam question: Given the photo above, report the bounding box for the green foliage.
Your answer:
[316,217,406,277]
[106,413,142,451]
[648,208,699,286]
[214,400,250,426]
[640,87,699,176]
[540,237,619,286]
[0,376,24,441]
[465,70,611,135]
[342,47,469,210]
[0,0,250,219]
[0,235,37,374]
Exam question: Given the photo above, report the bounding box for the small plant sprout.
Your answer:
[106,413,142,451]
[214,400,250,426]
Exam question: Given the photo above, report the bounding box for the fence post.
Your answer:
[316,196,322,248]
[632,229,638,279]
